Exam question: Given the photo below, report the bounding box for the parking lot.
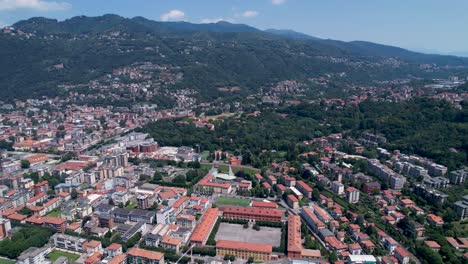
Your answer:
[215,223,282,247]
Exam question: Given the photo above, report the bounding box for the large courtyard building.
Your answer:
[221,205,282,222]
[216,240,272,261]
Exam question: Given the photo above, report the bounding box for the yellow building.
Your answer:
[216,240,272,261]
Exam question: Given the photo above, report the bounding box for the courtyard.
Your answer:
[214,223,282,247]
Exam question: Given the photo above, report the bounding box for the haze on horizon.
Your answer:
[0,0,467,56]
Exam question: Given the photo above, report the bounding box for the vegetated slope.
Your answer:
[1,14,467,100]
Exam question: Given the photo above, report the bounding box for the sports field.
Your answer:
[216,196,250,206]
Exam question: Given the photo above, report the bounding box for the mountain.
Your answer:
[264,29,321,41]
[1,14,467,101]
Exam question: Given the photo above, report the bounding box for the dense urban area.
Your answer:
[0,14,466,264]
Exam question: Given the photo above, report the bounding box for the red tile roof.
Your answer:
[216,240,272,253]
[190,208,219,244]
[395,246,410,257]
[287,215,302,254]
[251,201,278,209]
[222,206,282,218]
[424,241,441,248]
[108,254,127,264]
[296,181,313,192]
[127,248,164,261]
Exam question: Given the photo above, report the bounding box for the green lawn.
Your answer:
[216,197,250,207]
[201,151,210,160]
[0,258,15,264]
[46,209,61,217]
[47,250,80,262]
[125,202,136,209]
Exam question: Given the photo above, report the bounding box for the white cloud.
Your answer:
[0,0,71,11]
[160,9,185,21]
[242,10,258,18]
[272,0,286,5]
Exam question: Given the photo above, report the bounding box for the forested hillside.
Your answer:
[1,14,467,101]
[140,98,467,169]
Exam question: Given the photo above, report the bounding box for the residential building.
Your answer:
[346,187,360,204]
[16,246,52,264]
[454,195,468,221]
[348,255,377,264]
[331,181,344,195]
[363,182,381,194]
[0,217,11,239]
[287,194,299,209]
[127,248,164,264]
[156,207,175,224]
[301,206,325,233]
[51,233,87,252]
[105,243,123,258]
[449,169,467,185]
[394,247,410,264]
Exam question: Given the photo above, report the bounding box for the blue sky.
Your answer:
[1,0,467,54]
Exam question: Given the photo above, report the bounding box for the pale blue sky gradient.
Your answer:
[1,0,467,54]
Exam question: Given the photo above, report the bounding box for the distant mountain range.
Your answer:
[0,14,467,100]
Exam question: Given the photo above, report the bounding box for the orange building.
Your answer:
[222,206,282,222]
[127,248,164,264]
[216,240,272,261]
[251,201,278,209]
[25,154,48,165]
[190,208,219,245]
[287,215,302,258]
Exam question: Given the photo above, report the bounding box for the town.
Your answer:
[0,93,466,264]
[0,6,467,264]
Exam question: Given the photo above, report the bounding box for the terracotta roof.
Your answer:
[288,194,299,203]
[324,236,347,250]
[424,241,441,248]
[43,216,66,225]
[349,243,361,250]
[172,196,190,209]
[108,254,127,264]
[296,180,313,192]
[251,201,278,209]
[87,240,102,248]
[84,252,102,264]
[312,203,330,221]
[27,192,46,203]
[67,222,81,230]
[106,243,122,251]
[44,197,59,207]
[395,246,410,257]
[222,205,282,218]
[427,213,443,223]
[190,208,219,244]
[127,248,164,261]
[361,240,375,248]
[276,184,286,191]
[198,175,231,189]
[7,213,27,221]
[58,191,70,197]
[162,235,181,246]
[216,240,272,253]
[287,215,302,254]
[176,214,195,221]
[302,207,325,228]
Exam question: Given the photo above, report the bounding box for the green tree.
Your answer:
[71,188,78,199]
[21,160,30,169]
